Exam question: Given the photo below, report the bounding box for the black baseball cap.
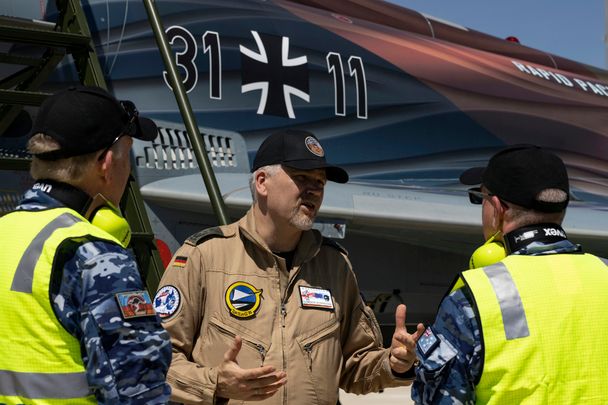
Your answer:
[252,129,349,183]
[460,145,569,212]
[29,86,157,160]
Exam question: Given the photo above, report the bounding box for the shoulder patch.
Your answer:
[322,237,348,255]
[417,326,440,358]
[186,226,226,246]
[154,285,181,320]
[115,290,156,319]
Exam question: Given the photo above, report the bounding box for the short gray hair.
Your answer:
[28,133,129,186]
[28,134,98,183]
[249,164,281,202]
[505,188,568,226]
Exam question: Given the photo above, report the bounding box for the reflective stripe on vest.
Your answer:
[11,213,80,293]
[482,262,529,340]
[0,207,118,404]
[0,370,90,399]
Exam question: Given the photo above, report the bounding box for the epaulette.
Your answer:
[185,227,226,246]
[322,237,348,256]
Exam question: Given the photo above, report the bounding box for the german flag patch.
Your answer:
[173,256,188,268]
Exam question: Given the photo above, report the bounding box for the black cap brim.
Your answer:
[282,160,349,183]
[134,117,158,141]
[459,166,485,185]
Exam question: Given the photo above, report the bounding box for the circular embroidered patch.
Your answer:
[225,281,263,319]
[154,285,181,320]
[305,136,324,157]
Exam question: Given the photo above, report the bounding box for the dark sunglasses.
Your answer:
[467,187,495,204]
[97,101,139,161]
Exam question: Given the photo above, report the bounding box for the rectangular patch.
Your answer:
[116,290,156,319]
[173,256,188,267]
[299,286,334,310]
[417,326,440,357]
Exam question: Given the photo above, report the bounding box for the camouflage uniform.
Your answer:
[15,188,172,404]
[411,239,581,404]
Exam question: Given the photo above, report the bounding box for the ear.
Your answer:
[489,195,506,228]
[255,169,269,198]
[97,149,114,183]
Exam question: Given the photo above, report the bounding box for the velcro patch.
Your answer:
[115,290,156,319]
[417,326,440,357]
[154,285,181,320]
[299,286,334,310]
[173,256,188,268]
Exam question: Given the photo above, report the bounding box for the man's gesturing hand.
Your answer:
[389,304,425,373]
[216,336,287,401]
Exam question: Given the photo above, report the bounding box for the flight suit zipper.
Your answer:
[209,317,268,366]
[303,343,313,371]
[279,258,303,404]
[297,320,340,373]
[281,303,286,328]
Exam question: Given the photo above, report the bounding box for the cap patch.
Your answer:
[305,136,324,157]
[116,290,156,319]
[173,256,188,268]
[154,285,181,320]
[225,281,262,319]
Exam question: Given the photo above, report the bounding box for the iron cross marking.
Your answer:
[240,31,309,119]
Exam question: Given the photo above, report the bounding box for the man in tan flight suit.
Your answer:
[155,129,424,404]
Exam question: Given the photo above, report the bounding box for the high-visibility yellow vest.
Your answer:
[0,207,121,405]
[455,254,608,404]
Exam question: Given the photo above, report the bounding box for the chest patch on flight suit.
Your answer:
[417,326,440,358]
[299,286,334,310]
[153,285,181,320]
[225,282,263,319]
[115,290,156,319]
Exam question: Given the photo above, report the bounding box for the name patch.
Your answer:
[299,286,334,310]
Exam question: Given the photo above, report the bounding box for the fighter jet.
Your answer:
[1,0,607,327]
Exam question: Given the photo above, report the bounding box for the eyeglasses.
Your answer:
[97,134,124,161]
[120,100,140,136]
[467,187,495,204]
[97,101,139,161]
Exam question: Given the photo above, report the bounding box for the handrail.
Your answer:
[142,0,230,226]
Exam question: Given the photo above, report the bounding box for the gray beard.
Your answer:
[289,209,314,231]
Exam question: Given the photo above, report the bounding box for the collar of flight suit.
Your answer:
[237,208,324,270]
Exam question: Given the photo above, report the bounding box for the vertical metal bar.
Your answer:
[61,0,107,87]
[142,0,230,225]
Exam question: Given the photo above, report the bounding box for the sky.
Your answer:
[388,0,606,69]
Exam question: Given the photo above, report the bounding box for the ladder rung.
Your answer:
[0,157,31,170]
[0,16,55,31]
[0,89,51,105]
[0,52,43,66]
[0,25,91,49]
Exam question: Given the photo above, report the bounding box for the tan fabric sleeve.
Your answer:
[159,243,221,405]
[338,257,411,394]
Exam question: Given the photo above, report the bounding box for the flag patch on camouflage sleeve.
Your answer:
[173,256,188,268]
[115,291,156,319]
[417,326,440,357]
